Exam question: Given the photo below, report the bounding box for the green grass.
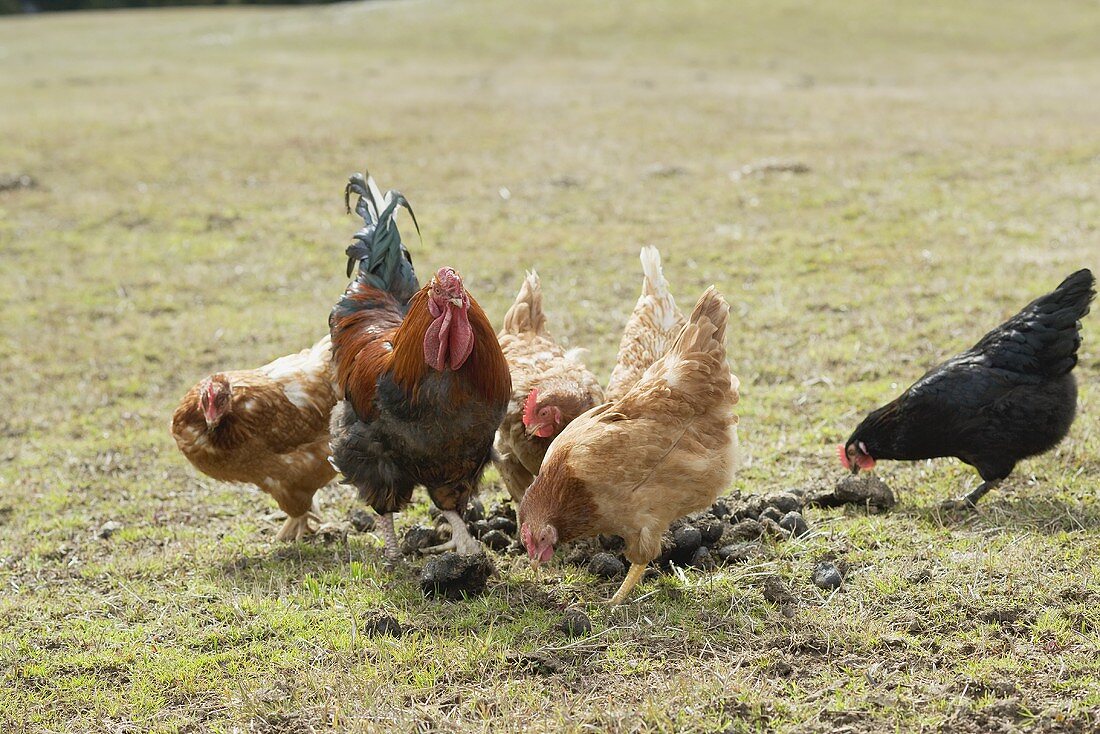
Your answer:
[1,0,1099,731]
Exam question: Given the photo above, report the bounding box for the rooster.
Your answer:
[494,271,604,504]
[605,246,686,402]
[171,334,340,540]
[519,287,739,604]
[328,172,511,559]
[841,269,1095,508]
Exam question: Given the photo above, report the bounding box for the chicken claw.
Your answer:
[940,480,1000,512]
[422,510,482,556]
[606,562,648,606]
[275,513,318,542]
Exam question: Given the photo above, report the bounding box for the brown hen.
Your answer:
[171,334,340,540]
[494,271,604,503]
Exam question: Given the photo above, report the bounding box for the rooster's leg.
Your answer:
[941,480,1000,511]
[377,512,401,561]
[422,510,482,556]
[606,562,648,606]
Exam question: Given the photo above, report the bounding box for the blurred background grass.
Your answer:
[1,0,1098,731]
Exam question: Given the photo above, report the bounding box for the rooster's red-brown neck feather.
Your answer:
[333,284,511,418]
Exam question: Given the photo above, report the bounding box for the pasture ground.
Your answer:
[1,0,1098,731]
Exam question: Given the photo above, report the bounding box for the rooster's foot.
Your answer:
[422,510,482,556]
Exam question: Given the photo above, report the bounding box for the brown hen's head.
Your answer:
[424,267,474,372]
[198,374,232,429]
[519,520,558,566]
[522,388,564,439]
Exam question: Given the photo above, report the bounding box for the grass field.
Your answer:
[2,0,1099,731]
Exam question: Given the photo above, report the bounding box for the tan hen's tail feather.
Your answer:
[639,246,683,330]
[639,246,670,299]
[502,270,547,336]
[669,286,729,359]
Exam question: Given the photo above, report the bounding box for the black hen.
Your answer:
[841,269,1095,508]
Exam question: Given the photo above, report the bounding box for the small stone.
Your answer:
[763,491,803,514]
[598,534,625,552]
[709,497,732,519]
[758,506,784,524]
[558,609,592,637]
[486,515,517,535]
[419,552,495,599]
[760,518,786,538]
[778,511,810,538]
[347,509,375,533]
[693,514,725,546]
[401,524,445,555]
[762,576,793,605]
[660,525,703,565]
[462,498,485,523]
[725,519,764,542]
[673,525,702,552]
[362,614,403,637]
[689,546,714,569]
[587,552,625,579]
[315,523,349,544]
[812,561,844,591]
[741,495,768,519]
[97,521,123,539]
[481,529,512,551]
[487,502,516,521]
[717,542,766,564]
[468,519,491,539]
[809,474,896,512]
[562,544,590,567]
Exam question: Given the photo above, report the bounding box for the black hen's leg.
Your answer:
[941,479,1001,511]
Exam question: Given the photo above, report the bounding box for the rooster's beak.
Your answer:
[449,297,463,307]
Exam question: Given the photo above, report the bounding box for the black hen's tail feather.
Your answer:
[970,268,1095,377]
[342,171,421,306]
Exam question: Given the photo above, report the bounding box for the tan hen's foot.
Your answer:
[605,562,648,606]
[275,513,318,542]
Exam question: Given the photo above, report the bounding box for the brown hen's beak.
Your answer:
[524,422,544,437]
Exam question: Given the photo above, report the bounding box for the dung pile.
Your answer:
[405,480,890,582]
[551,490,816,577]
[416,490,819,579]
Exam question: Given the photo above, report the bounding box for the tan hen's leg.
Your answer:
[607,563,648,606]
[273,493,321,542]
